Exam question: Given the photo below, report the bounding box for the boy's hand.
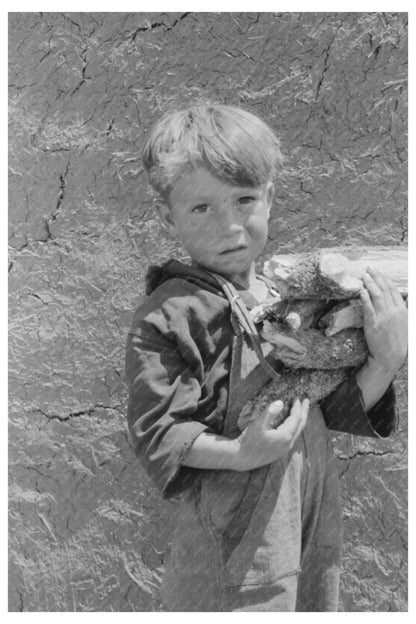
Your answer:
[234,398,310,471]
[360,267,408,377]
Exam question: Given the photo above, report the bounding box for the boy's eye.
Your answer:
[192,203,209,213]
[238,196,256,205]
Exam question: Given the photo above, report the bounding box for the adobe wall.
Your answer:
[9,12,407,611]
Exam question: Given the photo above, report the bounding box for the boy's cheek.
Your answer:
[248,212,270,237]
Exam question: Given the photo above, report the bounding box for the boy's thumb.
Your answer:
[264,400,284,426]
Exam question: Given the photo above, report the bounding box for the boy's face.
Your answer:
[157,167,274,287]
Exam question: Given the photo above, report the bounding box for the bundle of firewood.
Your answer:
[238,246,407,430]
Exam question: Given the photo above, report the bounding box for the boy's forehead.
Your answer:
[170,167,264,202]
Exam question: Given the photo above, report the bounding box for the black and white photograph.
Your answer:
[8,7,408,612]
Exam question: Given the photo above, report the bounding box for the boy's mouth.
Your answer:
[220,245,247,255]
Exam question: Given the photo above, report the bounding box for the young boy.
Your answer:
[125,103,407,611]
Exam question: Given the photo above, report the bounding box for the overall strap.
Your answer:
[209,272,282,383]
[257,273,281,296]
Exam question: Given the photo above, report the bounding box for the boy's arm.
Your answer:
[126,331,211,498]
[320,267,407,438]
[355,268,407,409]
[126,331,310,492]
[182,398,310,471]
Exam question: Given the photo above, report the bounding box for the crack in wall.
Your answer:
[40,160,70,243]
[131,12,191,40]
[62,14,82,34]
[106,119,115,137]
[71,46,89,96]
[16,588,24,612]
[53,164,69,217]
[315,22,343,100]
[28,293,49,305]
[36,404,122,421]
[398,206,407,243]
[336,449,393,461]
[315,42,333,100]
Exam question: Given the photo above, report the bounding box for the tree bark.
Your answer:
[238,367,352,430]
[262,321,368,369]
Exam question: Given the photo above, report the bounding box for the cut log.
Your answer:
[238,368,351,430]
[262,321,368,369]
[263,246,408,300]
[250,296,284,323]
[283,299,324,330]
[319,299,364,336]
[237,245,407,432]
[250,297,323,328]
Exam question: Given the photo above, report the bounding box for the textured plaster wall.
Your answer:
[8,12,407,611]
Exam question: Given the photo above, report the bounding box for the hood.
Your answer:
[145,259,225,297]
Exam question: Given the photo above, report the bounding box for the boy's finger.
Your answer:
[274,399,301,437]
[263,400,284,428]
[363,269,395,313]
[366,267,395,305]
[360,286,376,324]
[291,398,310,442]
[366,267,389,291]
[277,398,309,443]
[384,276,405,307]
[362,271,384,306]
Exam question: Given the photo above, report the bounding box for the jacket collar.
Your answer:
[145,259,224,297]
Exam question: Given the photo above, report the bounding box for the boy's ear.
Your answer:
[265,181,275,218]
[156,202,178,237]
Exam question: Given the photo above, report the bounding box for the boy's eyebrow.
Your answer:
[189,194,214,202]
[189,187,263,201]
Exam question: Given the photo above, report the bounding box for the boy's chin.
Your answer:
[210,261,255,282]
[192,254,256,280]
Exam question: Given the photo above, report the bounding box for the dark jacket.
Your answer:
[125,260,396,498]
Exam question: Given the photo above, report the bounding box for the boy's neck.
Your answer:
[205,262,257,290]
[228,265,257,290]
[191,259,261,290]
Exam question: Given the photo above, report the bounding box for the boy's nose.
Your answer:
[217,205,243,235]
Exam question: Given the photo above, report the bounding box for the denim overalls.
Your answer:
[160,274,342,611]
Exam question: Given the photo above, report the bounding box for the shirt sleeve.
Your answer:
[320,374,398,438]
[125,331,211,498]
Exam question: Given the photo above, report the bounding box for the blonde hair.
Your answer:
[142,102,284,199]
